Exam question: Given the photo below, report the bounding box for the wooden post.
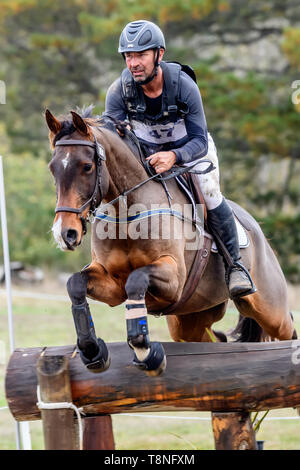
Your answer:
[83,416,115,450]
[211,411,257,450]
[37,355,80,450]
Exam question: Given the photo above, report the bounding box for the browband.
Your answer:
[55,137,106,161]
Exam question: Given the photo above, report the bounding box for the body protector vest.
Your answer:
[120,61,197,155]
[121,61,196,123]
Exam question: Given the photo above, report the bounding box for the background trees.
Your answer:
[0,0,299,279]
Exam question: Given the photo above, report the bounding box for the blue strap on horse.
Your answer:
[95,158,215,216]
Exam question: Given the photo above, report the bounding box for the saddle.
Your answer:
[100,116,249,315]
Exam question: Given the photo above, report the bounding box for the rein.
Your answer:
[96,158,215,216]
[54,129,215,233]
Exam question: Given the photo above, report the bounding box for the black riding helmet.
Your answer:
[118,20,166,85]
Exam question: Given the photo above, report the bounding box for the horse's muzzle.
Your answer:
[61,228,80,251]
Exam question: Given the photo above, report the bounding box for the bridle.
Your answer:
[54,133,106,234]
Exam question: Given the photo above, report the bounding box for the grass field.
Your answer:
[0,281,300,450]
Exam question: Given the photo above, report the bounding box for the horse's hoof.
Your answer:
[133,342,166,376]
[85,354,111,373]
[145,354,167,376]
[79,338,111,373]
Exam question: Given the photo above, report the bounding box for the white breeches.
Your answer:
[183,133,223,210]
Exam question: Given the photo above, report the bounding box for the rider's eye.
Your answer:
[83,163,92,172]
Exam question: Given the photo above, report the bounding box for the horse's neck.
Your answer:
[99,128,152,205]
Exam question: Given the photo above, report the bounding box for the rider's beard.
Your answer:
[131,68,146,83]
[131,66,155,84]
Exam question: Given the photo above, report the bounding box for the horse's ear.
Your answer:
[45,109,62,134]
[71,111,88,135]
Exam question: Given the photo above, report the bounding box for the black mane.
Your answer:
[53,104,95,145]
[52,104,130,148]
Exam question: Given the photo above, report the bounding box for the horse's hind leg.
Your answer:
[233,236,297,341]
[125,255,181,376]
[166,303,228,343]
[234,291,296,341]
[67,270,110,373]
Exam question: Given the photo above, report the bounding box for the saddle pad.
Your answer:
[210,216,249,253]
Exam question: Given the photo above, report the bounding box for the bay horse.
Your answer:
[46,107,297,376]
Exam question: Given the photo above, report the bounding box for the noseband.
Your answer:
[54,134,106,234]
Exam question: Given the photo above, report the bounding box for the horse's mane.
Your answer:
[53,104,94,145]
[52,104,144,175]
[53,104,128,146]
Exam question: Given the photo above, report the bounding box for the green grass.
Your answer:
[0,288,300,450]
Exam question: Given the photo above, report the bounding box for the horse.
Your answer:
[46,107,297,376]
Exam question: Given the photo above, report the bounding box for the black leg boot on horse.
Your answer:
[207,198,257,300]
[125,270,166,376]
[67,271,110,373]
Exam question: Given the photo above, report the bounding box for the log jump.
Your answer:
[5,340,300,450]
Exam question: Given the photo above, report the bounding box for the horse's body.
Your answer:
[47,109,297,375]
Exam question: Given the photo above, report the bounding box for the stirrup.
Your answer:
[226,261,257,300]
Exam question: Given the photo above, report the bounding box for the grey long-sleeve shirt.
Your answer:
[104,68,208,164]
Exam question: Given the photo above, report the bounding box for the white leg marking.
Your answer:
[134,347,150,362]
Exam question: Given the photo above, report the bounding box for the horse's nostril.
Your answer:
[66,229,78,244]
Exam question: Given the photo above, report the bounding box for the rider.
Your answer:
[104,19,256,300]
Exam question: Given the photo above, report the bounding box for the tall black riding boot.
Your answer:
[207,198,257,299]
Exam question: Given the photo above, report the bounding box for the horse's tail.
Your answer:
[231,314,263,342]
[290,312,298,339]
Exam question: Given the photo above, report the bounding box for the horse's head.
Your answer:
[46,108,109,251]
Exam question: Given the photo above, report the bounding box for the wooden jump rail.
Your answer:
[5,340,300,450]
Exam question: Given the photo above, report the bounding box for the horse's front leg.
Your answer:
[66,269,111,373]
[125,255,181,376]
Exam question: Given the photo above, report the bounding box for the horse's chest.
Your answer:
[103,248,154,279]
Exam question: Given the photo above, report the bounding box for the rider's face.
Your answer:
[125,49,157,83]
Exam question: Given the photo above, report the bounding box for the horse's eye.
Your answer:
[83,163,92,172]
